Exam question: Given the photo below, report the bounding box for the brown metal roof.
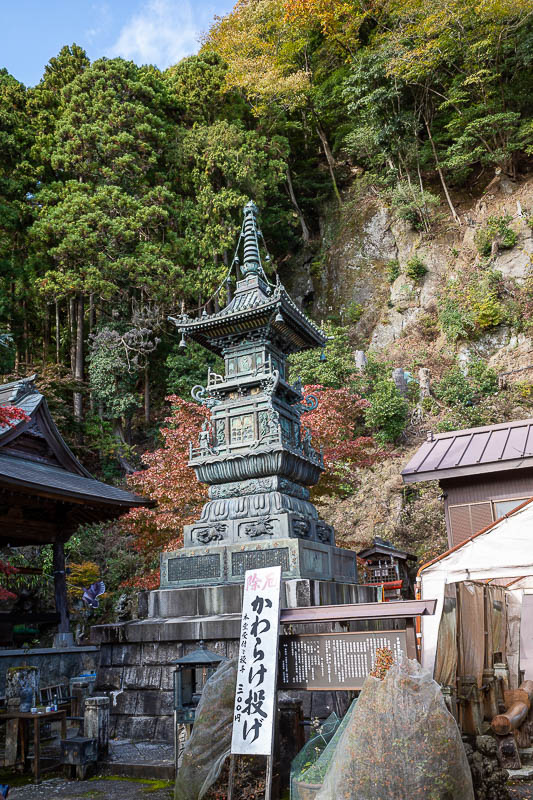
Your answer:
[402,418,533,484]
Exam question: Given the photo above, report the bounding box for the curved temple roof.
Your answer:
[0,376,149,545]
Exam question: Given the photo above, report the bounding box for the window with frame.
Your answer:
[448,496,531,546]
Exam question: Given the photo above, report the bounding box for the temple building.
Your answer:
[0,376,148,642]
[402,418,533,548]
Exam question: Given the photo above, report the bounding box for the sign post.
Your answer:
[231,565,282,800]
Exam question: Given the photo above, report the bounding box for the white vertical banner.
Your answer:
[231,566,282,755]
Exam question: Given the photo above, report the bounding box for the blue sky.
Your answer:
[1,0,235,87]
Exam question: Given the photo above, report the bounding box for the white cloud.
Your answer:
[108,0,201,69]
[87,3,113,43]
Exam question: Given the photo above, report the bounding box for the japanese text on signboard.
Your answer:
[231,566,281,756]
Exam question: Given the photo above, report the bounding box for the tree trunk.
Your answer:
[88,294,95,413]
[69,296,76,374]
[286,167,310,242]
[53,540,70,634]
[89,293,95,334]
[144,363,150,425]
[55,300,61,365]
[73,294,84,423]
[315,122,342,206]
[424,116,461,225]
[113,420,135,473]
[22,299,29,365]
[42,304,50,365]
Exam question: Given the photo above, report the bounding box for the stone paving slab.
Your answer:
[8,776,173,799]
[106,739,173,764]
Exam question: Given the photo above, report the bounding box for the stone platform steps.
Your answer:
[99,739,174,781]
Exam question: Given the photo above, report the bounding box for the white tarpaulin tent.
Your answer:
[419,499,533,680]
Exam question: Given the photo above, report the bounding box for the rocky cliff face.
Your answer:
[282,173,533,561]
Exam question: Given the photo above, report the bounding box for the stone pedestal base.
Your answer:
[90,579,376,742]
[160,538,358,588]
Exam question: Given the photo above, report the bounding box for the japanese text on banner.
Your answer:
[231,566,281,756]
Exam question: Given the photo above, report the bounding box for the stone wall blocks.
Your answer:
[111,644,141,666]
[95,667,123,691]
[128,716,157,741]
[123,666,162,690]
[160,668,174,691]
[112,691,138,715]
[135,690,172,717]
[154,716,174,742]
[98,646,112,668]
[141,642,183,665]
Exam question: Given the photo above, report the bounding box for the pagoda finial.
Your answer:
[241,201,263,278]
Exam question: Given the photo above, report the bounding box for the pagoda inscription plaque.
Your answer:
[162,201,359,588]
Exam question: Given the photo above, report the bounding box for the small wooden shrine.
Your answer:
[0,376,148,640]
[357,537,416,600]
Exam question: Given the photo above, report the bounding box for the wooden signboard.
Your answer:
[278,630,409,690]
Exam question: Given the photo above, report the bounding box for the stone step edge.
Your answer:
[98,761,175,781]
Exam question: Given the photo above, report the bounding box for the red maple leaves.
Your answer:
[121,396,208,585]
[302,384,382,495]
[0,559,19,603]
[0,406,28,428]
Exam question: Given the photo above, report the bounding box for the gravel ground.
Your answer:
[6,776,174,799]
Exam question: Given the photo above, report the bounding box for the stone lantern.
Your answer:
[172,641,225,725]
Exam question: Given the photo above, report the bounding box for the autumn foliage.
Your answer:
[0,406,28,428]
[122,387,381,587]
[0,559,18,604]
[302,384,382,496]
[121,396,208,587]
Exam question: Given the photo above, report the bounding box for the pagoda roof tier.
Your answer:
[170,275,326,356]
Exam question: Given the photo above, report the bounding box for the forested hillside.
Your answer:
[2,0,533,623]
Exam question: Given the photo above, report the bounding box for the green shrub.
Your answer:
[389,181,440,230]
[345,301,363,323]
[364,379,408,443]
[470,290,504,328]
[405,255,427,282]
[433,366,473,405]
[468,360,499,396]
[468,272,505,329]
[436,406,487,433]
[475,215,517,257]
[437,287,475,342]
[434,361,498,406]
[386,259,400,283]
[288,324,356,388]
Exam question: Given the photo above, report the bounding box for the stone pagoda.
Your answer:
[90,202,373,747]
[163,201,358,589]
